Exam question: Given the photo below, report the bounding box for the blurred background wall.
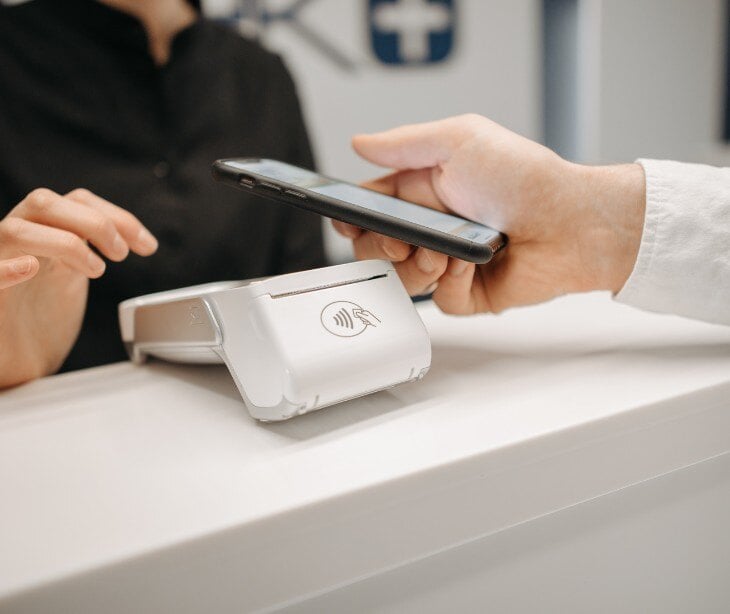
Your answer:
[202,0,542,180]
[544,0,727,165]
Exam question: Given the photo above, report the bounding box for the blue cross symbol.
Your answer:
[369,0,455,65]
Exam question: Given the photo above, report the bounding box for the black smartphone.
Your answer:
[212,158,506,263]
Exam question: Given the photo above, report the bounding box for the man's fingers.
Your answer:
[65,188,158,256]
[392,248,448,296]
[0,255,40,290]
[331,220,362,239]
[352,231,412,262]
[432,258,477,314]
[352,115,484,170]
[17,190,129,262]
[0,217,106,278]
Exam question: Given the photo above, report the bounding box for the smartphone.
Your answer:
[212,158,506,263]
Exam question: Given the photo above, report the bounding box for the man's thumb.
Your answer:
[352,116,472,170]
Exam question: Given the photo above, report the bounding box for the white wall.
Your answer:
[573,0,727,165]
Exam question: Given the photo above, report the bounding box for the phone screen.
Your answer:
[224,159,499,244]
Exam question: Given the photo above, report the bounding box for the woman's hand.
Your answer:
[0,188,158,387]
[334,114,645,315]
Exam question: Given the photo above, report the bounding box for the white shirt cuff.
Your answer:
[615,158,730,325]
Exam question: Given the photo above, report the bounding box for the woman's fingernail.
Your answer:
[11,257,32,275]
[87,253,106,275]
[112,233,128,257]
[450,259,470,276]
[415,248,435,273]
[136,228,158,253]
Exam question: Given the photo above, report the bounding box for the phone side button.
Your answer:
[259,181,282,192]
[284,189,307,199]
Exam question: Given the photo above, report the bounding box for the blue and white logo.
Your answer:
[369,0,455,65]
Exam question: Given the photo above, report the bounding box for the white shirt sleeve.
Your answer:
[615,158,730,325]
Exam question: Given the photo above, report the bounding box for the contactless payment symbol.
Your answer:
[369,0,455,65]
[321,301,381,337]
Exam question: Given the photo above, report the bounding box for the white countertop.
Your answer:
[2,293,729,613]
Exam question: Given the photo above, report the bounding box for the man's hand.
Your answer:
[0,188,158,387]
[334,114,645,315]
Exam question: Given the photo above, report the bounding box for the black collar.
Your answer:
[34,0,201,62]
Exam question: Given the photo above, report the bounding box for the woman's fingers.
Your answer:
[3,187,157,280]
[15,189,129,262]
[0,255,40,290]
[65,188,158,256]
[0,216,106,278]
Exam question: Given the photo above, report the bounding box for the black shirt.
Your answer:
[0,0,325,372]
